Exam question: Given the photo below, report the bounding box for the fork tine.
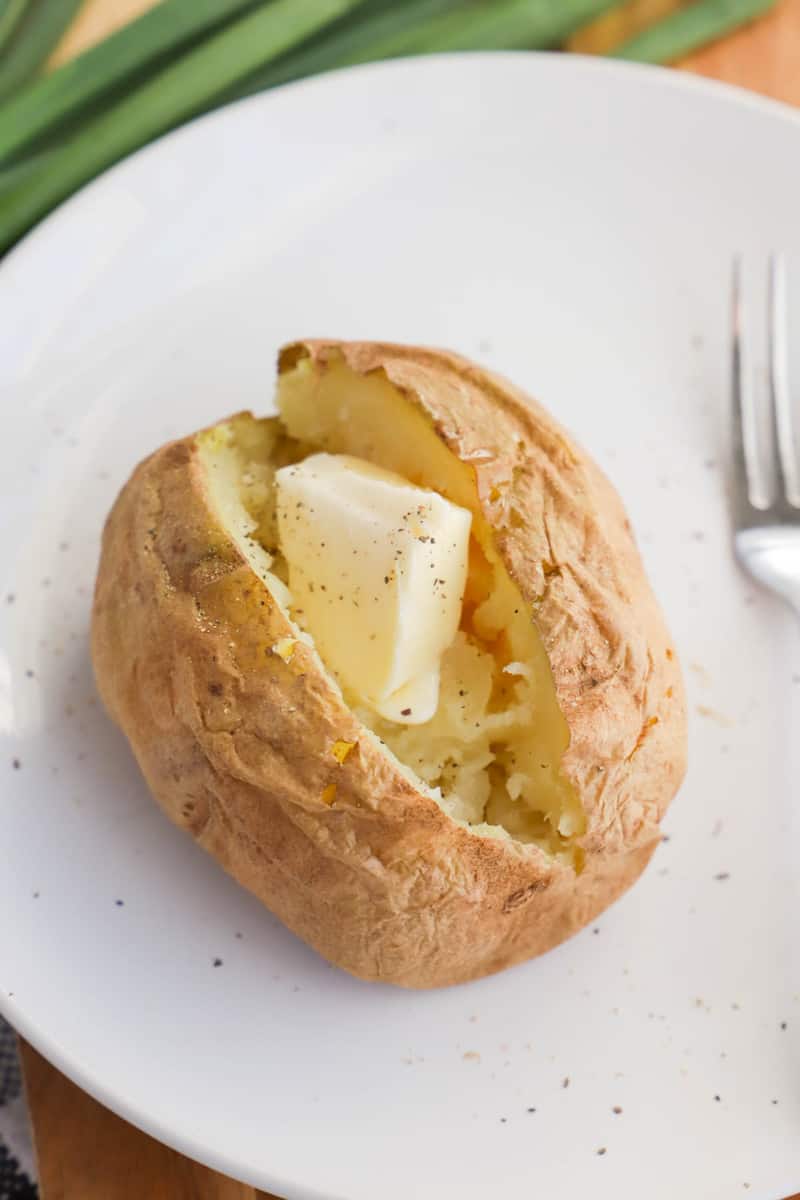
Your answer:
[767,252,799,507]
[731,257,759,512]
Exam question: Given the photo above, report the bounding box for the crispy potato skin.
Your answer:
[91,341,686,988]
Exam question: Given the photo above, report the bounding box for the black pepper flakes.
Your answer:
[526,1107,536,1113]
[781,1021,788,1031]
[115,899,124,907]
[612,1106,622,1115]
[714,1095,721,1102]
[401,708,412,717]
[562,1077,570,1089]
[11,758,20,770]
[213,958,223,968]
[597,1148,607,1157]
[714,872,730,881]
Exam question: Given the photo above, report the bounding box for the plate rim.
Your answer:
[2,48,800,296]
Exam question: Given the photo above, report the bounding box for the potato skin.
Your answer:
[91,341,686,988]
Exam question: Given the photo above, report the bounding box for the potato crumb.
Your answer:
[506,772,529,800]
[331,739,356,764]
[273,637,296,662]
[320,783,337,806]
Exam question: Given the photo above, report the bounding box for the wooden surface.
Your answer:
[17,0,800,1197]
[678,0,800,104]
[19,1043,279,1200]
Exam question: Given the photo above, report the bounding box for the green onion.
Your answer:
[0,0,266,164]
[0,0,367,254]
[612,0,776,62]
[0,144,51,193]
[226,0,620,102]
[0,0,85,103]
[0,0,29,57]
[225,0,467,98]
[226,0,620,104]
[358,0,622,54]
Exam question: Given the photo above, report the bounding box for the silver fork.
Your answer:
[732,254,800,615]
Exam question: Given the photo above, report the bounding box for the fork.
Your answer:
[732,254,800,615]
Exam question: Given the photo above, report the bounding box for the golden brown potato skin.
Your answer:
[91,341,686,988]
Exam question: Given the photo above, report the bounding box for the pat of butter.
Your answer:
[275,453,471,724]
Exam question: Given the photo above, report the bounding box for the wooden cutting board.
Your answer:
[18,1,800,1197]
[19,1041,278,1199]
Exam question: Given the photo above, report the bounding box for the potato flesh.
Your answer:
[199,360,585,857]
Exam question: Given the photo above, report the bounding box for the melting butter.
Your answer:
[275,453,471,724]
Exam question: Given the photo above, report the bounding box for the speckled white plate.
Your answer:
[2,53,800,1200]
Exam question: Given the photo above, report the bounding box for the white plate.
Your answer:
[2,53,800,1200]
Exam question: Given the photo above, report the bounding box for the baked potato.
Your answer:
[91,340,686,988]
